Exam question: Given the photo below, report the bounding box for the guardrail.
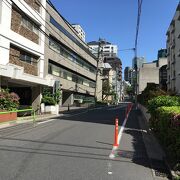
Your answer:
[0,108,36,123]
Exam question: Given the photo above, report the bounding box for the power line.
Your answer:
[135,0,143,57]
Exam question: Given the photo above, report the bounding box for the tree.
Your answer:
[126,86,133,96]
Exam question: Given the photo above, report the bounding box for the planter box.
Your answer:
[0,112,17,123]
[45,105,59,115]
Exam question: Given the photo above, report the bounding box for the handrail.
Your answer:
[0,109,36,123]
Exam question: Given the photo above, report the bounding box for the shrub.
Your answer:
[153,106,180,168]
[148,96,180,115]
[137,83,167,106]
[41,87,61,105]
[0,89,20,111]
[41,96,56,106]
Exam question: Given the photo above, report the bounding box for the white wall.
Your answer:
[0,0,46,78]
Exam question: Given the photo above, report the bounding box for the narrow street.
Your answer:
[0,104,158,180]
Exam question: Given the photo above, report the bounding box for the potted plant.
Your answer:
[0,89,20,123]
[41,88,61,115]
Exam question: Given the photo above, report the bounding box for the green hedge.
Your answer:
[153,106,180,167]
[148,96,180,115]
[137,83,167,106]
[41,96,56,105]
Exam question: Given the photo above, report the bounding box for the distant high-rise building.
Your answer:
[124,67,134,85]
[158,49,167,59]
[132,57,146,70]
[72,24,86,42]
[87,41,118,58]
[124,67,130,81]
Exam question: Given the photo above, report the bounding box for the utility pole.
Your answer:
[94,38,105,104]
[134,50,138,108]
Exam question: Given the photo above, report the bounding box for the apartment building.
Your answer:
[0,0,54,110]
[88,41,118,58]
[45,1,101,106]
[72,24,86,42]
[166,3,180,94]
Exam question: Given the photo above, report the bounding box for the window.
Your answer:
[50,16,95,59]
[49,37,96,73]
[20,53,32,64]
[48,61,95,88]
[49,39,60,53]
[21,17,39,35]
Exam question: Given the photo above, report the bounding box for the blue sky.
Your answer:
[50,0,179,72]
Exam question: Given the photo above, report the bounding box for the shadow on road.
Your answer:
[58,105,127,125]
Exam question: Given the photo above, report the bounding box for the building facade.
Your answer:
[159,65,168,91]
[137,57,167,94]
[132,57,146,70]
[45,1,102,106]
[72,24,86,42]
[166,3,180,94]
[104,57,122,102]
[88,41,118,58]
[158,49,167,59]
[0,0,55,110]
[124,66,134,84]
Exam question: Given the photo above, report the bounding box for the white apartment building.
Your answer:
[72,24,86,42]
[88,41,118,58]
[166,3,180,94]
[0,0,55,110]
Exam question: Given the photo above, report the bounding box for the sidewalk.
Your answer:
[137,109,171,180]
[0,106,89,130]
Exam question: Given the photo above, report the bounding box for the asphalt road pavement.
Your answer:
[0,104,156,180]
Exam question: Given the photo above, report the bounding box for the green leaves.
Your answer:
[0,89,20,111]
[147,96,180,114]
[147,95,180,170]
[41,87,61,105]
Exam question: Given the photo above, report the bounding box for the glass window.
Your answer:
[83,79,89,87]
[77,77,83,85]
[52,65,60,77]
[21,17,39,35]
[20,53,32,64]
[49,37,96,74]
[49,39,60,53]
[72,74,77,82]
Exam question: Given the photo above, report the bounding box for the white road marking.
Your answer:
[109,105,133,159]
[37,119,56,125]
